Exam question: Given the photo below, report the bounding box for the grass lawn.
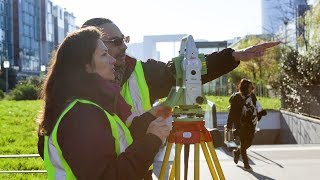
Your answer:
[206,95,281,112]
[0,100,46,179]
[0,96,281,179]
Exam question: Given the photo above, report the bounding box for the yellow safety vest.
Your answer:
[121,60,152,113]
[44,99,133,180]
[120,60,154,171]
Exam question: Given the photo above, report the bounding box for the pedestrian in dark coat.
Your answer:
[227,79,267,171]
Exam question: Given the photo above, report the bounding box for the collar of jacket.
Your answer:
[77,74,132,122]
[121,55,137,86]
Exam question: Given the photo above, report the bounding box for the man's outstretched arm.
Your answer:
[142,41,280,102]
[142,49,238,102]
[203,41,281,84]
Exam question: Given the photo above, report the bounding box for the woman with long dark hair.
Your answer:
[37,27,171,179]
[226,79,266,171]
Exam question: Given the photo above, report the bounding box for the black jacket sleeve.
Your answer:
[142,59,176,104]
[226,93,243,131]
[142,48,239,103]
[58,104,162,180]
[202,48,239,84]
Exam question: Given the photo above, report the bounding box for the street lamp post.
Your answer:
[40,65,46,72]
[40,65,46,78]
[3,60,10,93]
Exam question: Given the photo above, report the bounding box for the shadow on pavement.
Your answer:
[249,150,284,168]
[249,170,276,180]
[236,165,276,180]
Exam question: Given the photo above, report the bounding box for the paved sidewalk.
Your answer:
[152,144,320,180]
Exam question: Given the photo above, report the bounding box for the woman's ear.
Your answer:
[85,63,94,73]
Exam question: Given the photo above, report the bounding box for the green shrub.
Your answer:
[280,45,320,86]
[0,89,4,99]
[19,76,43,89]
[5,76,43,100]
[6,84,39,100]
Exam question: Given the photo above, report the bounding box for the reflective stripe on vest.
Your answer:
[121,60,151,113]
[120,60,154,171]
[44,99,133,179]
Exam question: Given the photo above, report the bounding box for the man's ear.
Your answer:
[85,64,94,73]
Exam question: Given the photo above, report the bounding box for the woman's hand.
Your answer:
[147,118,170,142]
[149,105,172,119]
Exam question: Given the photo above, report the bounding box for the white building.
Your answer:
[262,0,307,34]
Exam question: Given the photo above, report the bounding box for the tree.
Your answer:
[272,2,320,116]
[298,2,320,50]
[228,35,281,95]
[279,44,320,116]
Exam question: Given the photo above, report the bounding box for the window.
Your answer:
[23,24,28,36]
[22,1,27,12]
[29,4,34,14]
[25,37,31,48]
[47,3,52,13]
[0,3,4,11]
[0,17,3,28]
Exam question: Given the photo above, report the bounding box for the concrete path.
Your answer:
[152,144,320,180]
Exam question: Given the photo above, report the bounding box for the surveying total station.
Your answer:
[159,35,225,180]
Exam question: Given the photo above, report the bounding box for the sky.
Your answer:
[52,0,262,43]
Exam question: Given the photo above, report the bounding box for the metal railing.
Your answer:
[0,154,46,174]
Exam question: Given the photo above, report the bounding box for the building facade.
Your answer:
[0,0,13,68]
[53,5,65,47]
[0,0,76,75]
[64,11,76,36]
[40,0,55,66]
[262,0,311,49]
[262,0,308,34]
[13,0,41,73]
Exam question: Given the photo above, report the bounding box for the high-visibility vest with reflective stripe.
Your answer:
[44,99,133,180]
[121,60,151,112]
[120,60,154,171]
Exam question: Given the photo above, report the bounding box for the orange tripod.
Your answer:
[159,120,225,180]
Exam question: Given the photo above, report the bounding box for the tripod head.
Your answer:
[163,35,207,121]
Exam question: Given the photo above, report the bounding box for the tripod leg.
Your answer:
[175,143,183,180]
[169,158,175,180]
[194,143,200,180]
[207,141,225,180]
[159,142,173,180]
[184,144,190,180]
[200,142,219,180]
[169,143,183,180]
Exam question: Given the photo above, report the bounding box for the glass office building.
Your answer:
[9,0,77,74]
[64,11,76,35]
[0,0,13,67]
[40,0,55,65]
[13,0,41,72]
[262,0,308,34]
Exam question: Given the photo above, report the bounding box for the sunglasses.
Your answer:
[103,36,130,46]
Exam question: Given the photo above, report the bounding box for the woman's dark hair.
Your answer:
[37,27,103,136]
[238,78,254,96]
[82,18,113,28]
